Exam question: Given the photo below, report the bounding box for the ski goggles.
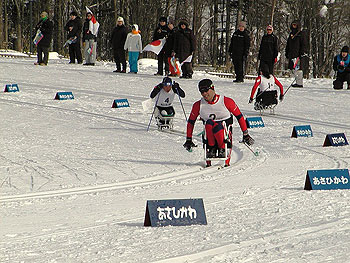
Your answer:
[163,81,172,86]
[199,85,214,93]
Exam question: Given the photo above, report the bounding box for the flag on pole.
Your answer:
[143,38,166,55]
[85,6,99,36]
[180,55,193,66]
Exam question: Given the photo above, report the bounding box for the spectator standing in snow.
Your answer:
[111,16,128,73]
[228,21,250,83]
[164,20,178,76]
[333,46,350,90]
[173,19,196,79]
[34,11,53,66]
[258,25,278,75]
[82,9,99,66]
[153,17,170,76]
[64,11,82,64]
[285,20,307,87]
[124,24,142,74]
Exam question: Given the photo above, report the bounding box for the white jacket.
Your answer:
[124,24,142,52]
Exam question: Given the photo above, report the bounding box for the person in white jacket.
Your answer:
[124,24,142,73]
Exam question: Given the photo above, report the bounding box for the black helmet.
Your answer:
[198,79,214,92]
[162,77,172,86]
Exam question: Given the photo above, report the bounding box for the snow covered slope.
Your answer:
[1,57,350,263]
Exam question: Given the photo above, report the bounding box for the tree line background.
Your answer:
[0,0,349,77]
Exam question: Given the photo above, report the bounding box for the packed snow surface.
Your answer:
[1,56,350,263]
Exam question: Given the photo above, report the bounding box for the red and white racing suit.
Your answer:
[186,94,248,149]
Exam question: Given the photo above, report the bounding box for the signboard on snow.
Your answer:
[323,133,348,147]
[55,92,74,100]
[291,125,313,138]
[144,199,207,227]
[4,84,19,92]
[304,169,350,190]
[246,117,265,128]
[112,99,130,108]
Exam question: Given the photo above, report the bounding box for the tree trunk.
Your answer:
[212,0,218,67]
[13,0,22,51]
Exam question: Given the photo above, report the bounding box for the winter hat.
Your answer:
[267,25,273,31]
[341,46,349,53]
[159,17,167,23]
[131,24,140,34]
[238,21,247,28]
[178,19,189,27]
[70,11,78,16]
[41,11,48,18]
[117,17,124,23]
[162,77,173,86]
[198,79,214,92]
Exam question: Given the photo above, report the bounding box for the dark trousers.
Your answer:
[259,60,274,75]
[37,45,49,65]
[232,56,244,81]
[114,48,126,71]
[157,50,169,74]
[181,62,193,77]
[333,71,350,89]
[68,42,82,63]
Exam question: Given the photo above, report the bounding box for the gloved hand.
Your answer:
[279,94,284,101]
[172,82,179,92]
[183,138,197,151]
[249,98,253,104]
[243,133,254,146]
[156,83,163,90]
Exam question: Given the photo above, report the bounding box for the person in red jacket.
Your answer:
[249,64,284,109]
[183,79,254,166]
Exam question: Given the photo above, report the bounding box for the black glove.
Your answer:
[243,133,254,146]
[338,65,345,71]
[249,98,253,104]
[183,138,197,151]
[279,94,284,101]
[172,82,179,92]
[156,83,163,89]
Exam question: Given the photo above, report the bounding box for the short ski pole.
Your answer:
[146,93,160,132]
[283,77,297,96]
[240,141,259,156]
[175,85,187,121]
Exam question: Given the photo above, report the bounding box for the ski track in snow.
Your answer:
[1,57,350,263]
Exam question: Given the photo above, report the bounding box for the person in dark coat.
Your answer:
[64,11,82,64]
[82,10,99,66]
[153,17,170,76]
[34,11,53,65]
[111,16,128,73]
[333,46,350,89]
[258,25,278,75]
[164,20,178,76]
[228,21,250,83]
[173,20,196,79]
[285,20,307,87]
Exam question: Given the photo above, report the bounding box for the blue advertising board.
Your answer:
[323,133,348,147]
[304,169,350,190]
[4,84,19,92]
[112,99,130,108]
[144,199,207,227]
[291,125,313,138]
[246,117,265,128]
[55,92,74,100]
